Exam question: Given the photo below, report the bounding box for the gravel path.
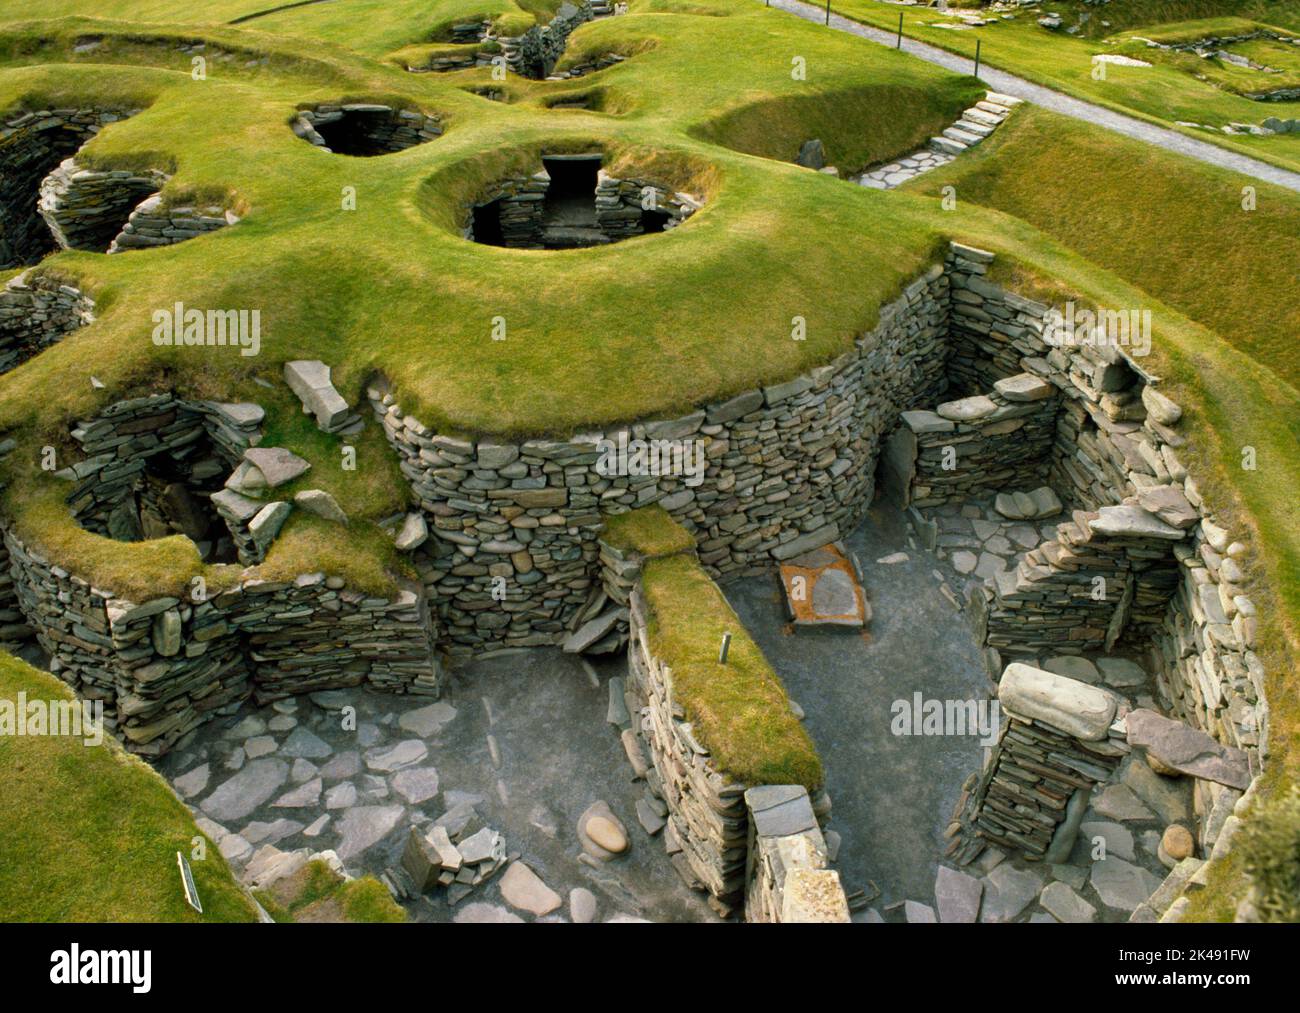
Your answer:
[763,0,1300,193]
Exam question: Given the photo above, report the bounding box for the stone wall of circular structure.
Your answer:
[0,271,94,375]
[369,265,950,660]
[0,106,140,268]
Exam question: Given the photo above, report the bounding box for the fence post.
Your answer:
[896,12,903,48]
[974,38,981,79]
[825,0,830,25]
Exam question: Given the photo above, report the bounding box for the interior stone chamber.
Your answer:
[465,152,702,249]
[0,244,1267,828]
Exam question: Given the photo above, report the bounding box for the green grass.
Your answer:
[0,651,259,921]
[641,551,822,789]
[601,503,696,557]
[826,1,1300,173]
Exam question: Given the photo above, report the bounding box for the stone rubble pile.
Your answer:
[399,821,507,903]
[0,271,94,375]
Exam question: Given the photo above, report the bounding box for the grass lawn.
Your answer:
[0,651,259,921]
[825,0,1300,173]
[254,859,406,922]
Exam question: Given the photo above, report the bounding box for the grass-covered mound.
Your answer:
[610,506,821,789]
[0,651,259,921]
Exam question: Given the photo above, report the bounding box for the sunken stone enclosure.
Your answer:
[0,241,1269,920]
[465,154,702,248]
[292,103,443,156]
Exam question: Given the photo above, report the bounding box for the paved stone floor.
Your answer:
[159,650,716,923]
[724,503,989,918]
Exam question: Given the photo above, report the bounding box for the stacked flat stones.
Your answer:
[292,104,443,153]
[3,523,439,755]
[369,268,948,658]
[979,502,1184,656]
[108,193,238,252]
[623,569,842,919]
[933,244,1263,771]
[593,170,700,237]
[744,786,849,922]
[0,272,93,374]
[500,1,593,79]
[59,395,256,544]
[968,664,1124,860]
[893,373,1057,508]
[0,106,139,268]
[466,166,700,247]
[38,158,168,252]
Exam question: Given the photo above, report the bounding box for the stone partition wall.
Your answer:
[622,572,840,918]
[889,374,1058,508]
[969,663,1125,858]
[370,266,950,658]
[2,527,440,755]
[938,247,1265,778]
[744,785,850,923]
[0,271,94,375]
[0,106,140,268]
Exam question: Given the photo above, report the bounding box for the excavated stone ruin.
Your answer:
[63,396,264,563]
[292,103,443,156]
[0,272,93,375]
[0,107,137,268]
[466,153,701,249]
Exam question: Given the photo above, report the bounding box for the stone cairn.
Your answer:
[0,106,139,268]
[0,271,94,375]
[38,158,169,252]
[291,104,443,153]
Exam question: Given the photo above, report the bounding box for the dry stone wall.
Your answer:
[0,106,139,268]
[38,158,168,253]
[0,271,94,375]
[370,266,949,658]
[622,571,842,919]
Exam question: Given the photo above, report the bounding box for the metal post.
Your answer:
[896,12,903,48]
[974,38,981,80]
[825,0,830,25]
[719,632,732,664]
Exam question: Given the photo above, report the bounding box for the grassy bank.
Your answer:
[0,652,260,921]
